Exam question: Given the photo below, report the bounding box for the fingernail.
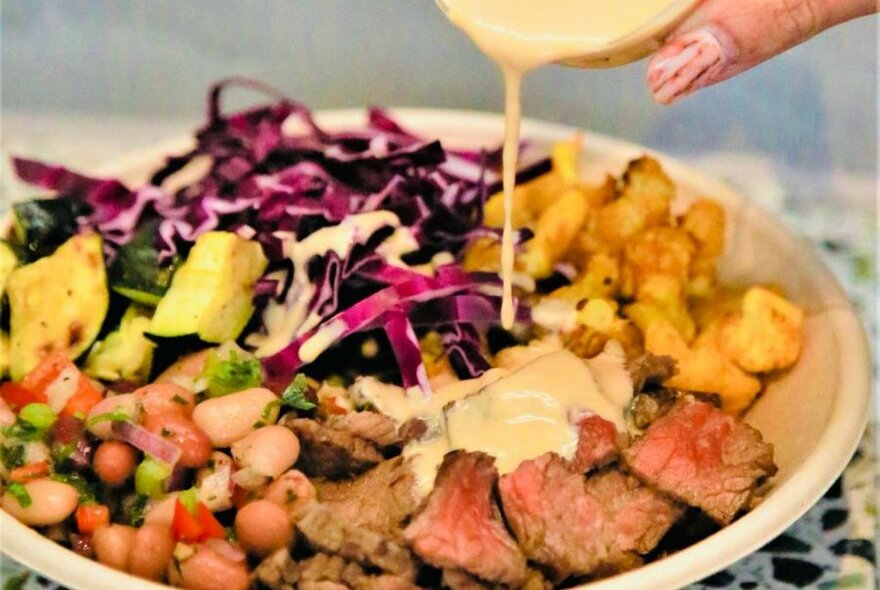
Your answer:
[647,27,731,105]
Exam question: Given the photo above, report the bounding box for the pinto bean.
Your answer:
[2,479,78,526]
[191,388,279,447]
[234,500,293,557]
[262,469,317,522]
[142,413,212,469]
[93,441,137,487]
[86,393,141,440]
[136,383,196,418]
[92,524,137,572]
[174,544,250,590]
[231,425,299,480]
[128,524,175,581]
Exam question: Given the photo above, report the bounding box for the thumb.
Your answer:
[646,0,877,104]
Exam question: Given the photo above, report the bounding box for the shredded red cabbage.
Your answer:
[13,78,536,391]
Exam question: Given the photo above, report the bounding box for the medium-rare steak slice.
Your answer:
[498,453,627,580]
[281,416,383,479]
[571,414,626,473]
[584,470,683,554]
[326,411,402,447]
[297,504,417,579]
[404,451,527,587]
[315,456,419,541]
[622,400,776,524]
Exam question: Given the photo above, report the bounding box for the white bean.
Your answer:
[231,425,299,480]
[86,393,141,440]
[191,388,279,447]
[2,479,78,526]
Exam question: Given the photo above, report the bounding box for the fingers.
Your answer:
[647,0,878,104]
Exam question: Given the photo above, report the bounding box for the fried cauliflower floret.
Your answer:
[625,296,696,342]
[682,198,726,296]
[462,237,501,273]
[550,253,620,303]
[621,227,696,300]
[645,320,761,415]
[564,299,644,359]
[520,188,590,278]
[592,157,674,251]
[711,287,804,373]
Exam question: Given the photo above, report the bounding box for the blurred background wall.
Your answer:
[1,0,877,200]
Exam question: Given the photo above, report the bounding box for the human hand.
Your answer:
[646,0,877,104]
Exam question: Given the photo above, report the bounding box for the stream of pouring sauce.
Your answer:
[442,0,678,328]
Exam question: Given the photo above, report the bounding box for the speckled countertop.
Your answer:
[0,113,876,590]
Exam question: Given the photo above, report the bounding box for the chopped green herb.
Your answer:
[122,493,149,527]
[86,409,131,428]
[280,374,316,411]
[7,482,32,508]
[160,428,173,437]
[1,418,46,442]
[202,349,263,398]
[0,444,26,470]
[252,420,266,429]
[19,403,58,430]
[51,441,78,466]
[225,525,237,542]
[171,394,188,405]
[50,472,97,505]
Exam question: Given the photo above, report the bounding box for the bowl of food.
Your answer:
[0,81,870,590]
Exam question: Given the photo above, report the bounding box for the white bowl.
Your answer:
[0,109,870,590]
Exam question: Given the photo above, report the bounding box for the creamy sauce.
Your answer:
[390,347,633,497]
[442,0,678,328]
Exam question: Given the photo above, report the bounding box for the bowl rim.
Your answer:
[0,108,870,590]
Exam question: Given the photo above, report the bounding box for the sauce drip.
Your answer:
[442,0,679,328]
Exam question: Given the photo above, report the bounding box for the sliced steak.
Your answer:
[571,414,626,473]
[584,470,683,554]
[281,416,383,479]
[498,453,627,580]
[326,411,401,447]
[404,451,527,587]
[628,389,678,430]
[315,456,419,541]
[297,503,417,579]
[622,400,776,524]
[628,352,677,393]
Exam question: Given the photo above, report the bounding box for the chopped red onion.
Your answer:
[112,421,182,467]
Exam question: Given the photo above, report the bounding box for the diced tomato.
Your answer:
[21,353,70,394]
[0,382,46,413]
[322,396,349,416]
[75,504,110,534]
[61,379,103,418]
[172,498,203,543]
[196,503,226,541]
[8,461,50,483]
[171,499,225,543]
[19,353,104,418]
